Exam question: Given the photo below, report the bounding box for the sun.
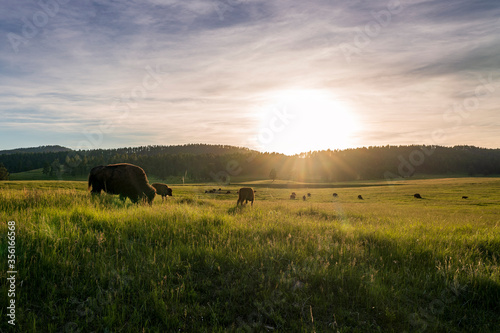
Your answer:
[255,89,360,155]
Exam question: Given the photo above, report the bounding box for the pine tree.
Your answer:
[269,168,277,182]
[0,163,9,180]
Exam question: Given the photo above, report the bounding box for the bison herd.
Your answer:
[87,163,471,206]
[289,193,311,201]
[88,163,172,205]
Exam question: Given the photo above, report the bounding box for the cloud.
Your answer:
[0,0,499,151]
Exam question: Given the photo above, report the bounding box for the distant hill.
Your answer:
[0,144,260,176]
[95,144,257,156]
[0,144,253,156]
[2,144,500,181]
[0,145,72,155]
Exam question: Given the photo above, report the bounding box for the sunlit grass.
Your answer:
[0,178,499,332]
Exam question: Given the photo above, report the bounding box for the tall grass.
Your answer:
[0,178,499,332]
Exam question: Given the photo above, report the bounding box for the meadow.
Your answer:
[0,177,499,332]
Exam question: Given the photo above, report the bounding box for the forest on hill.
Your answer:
[0,144,499,182]
[0,145,72,155]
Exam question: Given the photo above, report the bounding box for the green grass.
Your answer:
[0,178,499,332]
[8,169,88,181]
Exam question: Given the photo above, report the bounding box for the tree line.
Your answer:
[0,144,499,182]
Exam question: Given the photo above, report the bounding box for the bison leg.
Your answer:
[90,188,102,195]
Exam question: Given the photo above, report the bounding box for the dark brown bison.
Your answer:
[307,193,311,197]
[237,187,255,206]
[462,196,468,199]
[290,192,296,200]
[151,183,173,201]
[414,193,422,199]
[302,195,306,201]
[332,193,338,198]
[358,195,364,200]
[88,163,156,204]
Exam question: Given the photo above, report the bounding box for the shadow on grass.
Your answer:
[227,204,255,215]
[295,206,340,220]
[175,197,214,207]
[236,183,404,189]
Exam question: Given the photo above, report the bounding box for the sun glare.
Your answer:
[255,90,360,155]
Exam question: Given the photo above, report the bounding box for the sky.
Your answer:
[1,0,499,155]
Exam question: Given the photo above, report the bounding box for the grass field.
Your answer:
[1,177,499,332]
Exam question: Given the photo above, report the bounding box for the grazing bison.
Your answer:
[307,193,311,197]
[414,193,422,199]
[332,193,338,198]
[88,163,156,204]
[302,195,306,201]
[226,190,231,194]
[151,183,173,201]
[290,192,296,200]
[237,187,255,206]
[358,195,364,200]
[462,196,468,199]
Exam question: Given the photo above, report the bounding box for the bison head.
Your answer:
[145,187,156,205]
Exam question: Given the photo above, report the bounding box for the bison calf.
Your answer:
[151,183,173,202]
[237,187,255,206]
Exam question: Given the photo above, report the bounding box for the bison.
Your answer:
[302,195,306,201]
[88,163,156,204]
[358,195,364,200]
[237,187,255,206]
[462,196,468,199]
[151,183,173,202]
[332,193,338,198]
[414,193,422,199]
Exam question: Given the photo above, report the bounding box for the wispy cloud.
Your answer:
[0,0,499,152]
